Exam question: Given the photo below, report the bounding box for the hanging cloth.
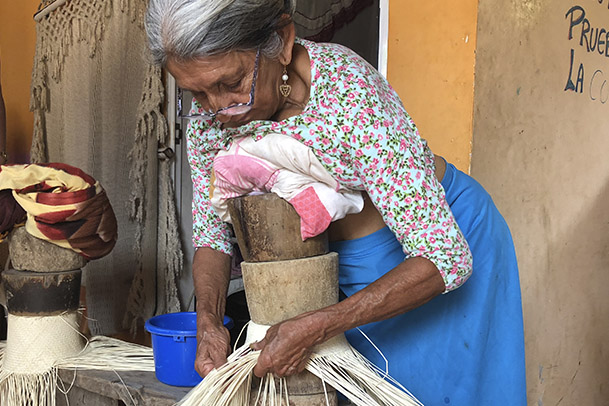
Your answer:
[29,0,183,335]
[293,0,374,41]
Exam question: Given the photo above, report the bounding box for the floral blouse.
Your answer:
[186,39,472,291]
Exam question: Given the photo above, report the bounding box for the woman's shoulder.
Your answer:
[297,38,377,78]
[297,38,402,115]
[297,38,357,58]
[298,38,392,107]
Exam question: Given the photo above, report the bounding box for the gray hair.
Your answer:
[146,0,296,66]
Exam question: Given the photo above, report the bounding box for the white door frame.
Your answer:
[378,0,389,77]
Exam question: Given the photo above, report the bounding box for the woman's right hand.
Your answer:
[191,247,232,377]
[195,315,232,377]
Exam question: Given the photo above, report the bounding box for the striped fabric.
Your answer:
[0,163,117,259]
[0,190,26,242]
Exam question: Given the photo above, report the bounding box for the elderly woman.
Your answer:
[145,1,526,404]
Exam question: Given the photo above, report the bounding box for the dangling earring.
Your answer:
[279,65,292,97]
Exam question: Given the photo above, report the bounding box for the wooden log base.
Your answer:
[2,268,82,316]
[241,253,339,326]
[8,227,87,272]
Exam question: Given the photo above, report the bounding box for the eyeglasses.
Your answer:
[177,48,260,120]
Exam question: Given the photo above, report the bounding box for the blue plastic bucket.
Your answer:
[145,312,234,387]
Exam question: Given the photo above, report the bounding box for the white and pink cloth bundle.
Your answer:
[211,133,364,239]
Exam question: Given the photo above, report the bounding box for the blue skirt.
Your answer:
[329,163,526,405]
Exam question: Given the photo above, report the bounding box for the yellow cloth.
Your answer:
[0,163,117,259]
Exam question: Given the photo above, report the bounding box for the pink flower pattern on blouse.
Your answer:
[186,39,472,291]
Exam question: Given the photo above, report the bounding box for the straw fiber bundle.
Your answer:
[0,312,154,406]
[178,322,423,406]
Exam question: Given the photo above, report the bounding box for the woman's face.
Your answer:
[167,50,285,128]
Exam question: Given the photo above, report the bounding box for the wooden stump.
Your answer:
[2,269,82,316]
[3,227,85,316]
[227,194,328,262]
[8,227,87,272]
[241,253,338,325]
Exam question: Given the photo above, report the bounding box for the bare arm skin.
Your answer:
[192,247,233,377]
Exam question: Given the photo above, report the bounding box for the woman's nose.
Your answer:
[215,113,232,124]
[208,92,242,114]
[204,94,224,113]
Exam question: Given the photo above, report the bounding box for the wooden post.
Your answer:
[3,227,86,317]
[227,193,328,262]
[2,269,82,316]
[227,193,339,406]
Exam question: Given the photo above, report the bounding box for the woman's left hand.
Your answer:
[250,312,326,377]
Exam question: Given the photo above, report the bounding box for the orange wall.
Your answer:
[0,1,478,168]
[387,0,478,172]
[0,1,39,163]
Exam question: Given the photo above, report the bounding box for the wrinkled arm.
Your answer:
[252,256,445,377]
[193,246,232,377]
[328,256,445,328]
